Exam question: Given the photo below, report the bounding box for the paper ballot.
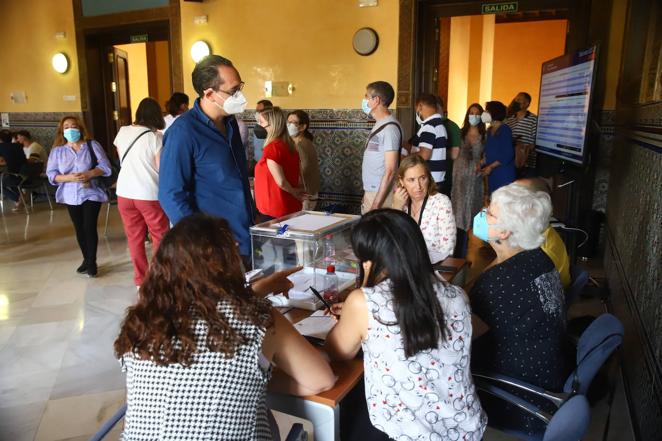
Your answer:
[293,310,336,340]
[276,213,346,232]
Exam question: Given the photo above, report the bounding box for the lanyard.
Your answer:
[408,194,429,226]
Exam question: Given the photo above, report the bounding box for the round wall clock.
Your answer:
[352,28,379,56]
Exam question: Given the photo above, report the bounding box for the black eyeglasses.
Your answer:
[217,81,245,97]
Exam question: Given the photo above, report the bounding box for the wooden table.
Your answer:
[267,257,467,441]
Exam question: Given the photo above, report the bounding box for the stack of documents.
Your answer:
[293,310,336,340]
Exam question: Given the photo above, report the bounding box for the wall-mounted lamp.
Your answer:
[52,53,69,74]
[190,40,211,62]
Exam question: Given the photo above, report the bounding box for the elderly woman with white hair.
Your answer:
[469,182,566,436]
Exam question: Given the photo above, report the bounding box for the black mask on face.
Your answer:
[510,101,521,113]
[253,125,267,139]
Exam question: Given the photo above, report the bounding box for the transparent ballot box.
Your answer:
[250,211,360,309]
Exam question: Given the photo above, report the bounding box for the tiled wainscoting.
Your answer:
[592,110,616,213]
[6,109,372,213]
[241,109,372,214]
[604,100,662,440]
[3,113,83,152]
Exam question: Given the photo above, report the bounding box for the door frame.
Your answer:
[396,0,591,138]
[110,47,132,137]
[414,0,589,102]
[72,0,183,152]
[399,0,595,261]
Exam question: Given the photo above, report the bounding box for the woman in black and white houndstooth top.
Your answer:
[114,214,335,440]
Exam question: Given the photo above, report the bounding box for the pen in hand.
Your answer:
[308,286,339,317]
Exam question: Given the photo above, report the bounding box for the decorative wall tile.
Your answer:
[7,110,372,213]
[605,99,662,439]
[592,110,616,212]
[5,112,83,152]
[243,108,371,214]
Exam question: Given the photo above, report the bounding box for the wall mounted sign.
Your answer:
[481,2,518,14]
[352,28,379,56]
[130,34,149,43]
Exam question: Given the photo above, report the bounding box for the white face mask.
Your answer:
[468,114,481,126]
[361,98,372,115]
[212,91,247,115]
[287,123,299,137]
[481,111,492,124]
[415,113,424,125]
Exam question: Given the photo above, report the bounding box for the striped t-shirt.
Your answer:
[412,114,448,184]
[505,111,538,167]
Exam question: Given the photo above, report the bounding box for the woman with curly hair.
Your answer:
[114,214,335,440]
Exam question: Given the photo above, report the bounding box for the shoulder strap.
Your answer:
[87,140,98,170]
[365,121,403,148]
[120,129,152,165]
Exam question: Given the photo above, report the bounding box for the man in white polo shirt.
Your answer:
[361,81,402,213]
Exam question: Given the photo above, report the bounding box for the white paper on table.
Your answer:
[293,310,336,340]
[275,213,346,232]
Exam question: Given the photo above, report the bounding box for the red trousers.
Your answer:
[117,197,169,286]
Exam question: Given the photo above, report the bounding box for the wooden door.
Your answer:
[111,47,132,134]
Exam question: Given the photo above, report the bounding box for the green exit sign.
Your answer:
[130,34,149,43]
[481,2,518,14]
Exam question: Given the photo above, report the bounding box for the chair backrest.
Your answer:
[542,394,591,441]
[89,403,126,441]
[564,313,624,394]
[453,227,468,259]
[565,265,589,308]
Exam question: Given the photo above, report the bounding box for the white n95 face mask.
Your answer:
[214,91,247,115]
[287,123,299,137]
[481,112,492,124]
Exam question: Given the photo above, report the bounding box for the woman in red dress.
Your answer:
[254,106,304,220]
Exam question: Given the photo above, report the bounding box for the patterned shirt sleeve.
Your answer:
[434,194,456,260]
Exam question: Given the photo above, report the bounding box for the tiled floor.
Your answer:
[0,204,135,441]
[0,202,633,440]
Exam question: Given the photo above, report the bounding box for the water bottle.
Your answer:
[323,234,336,265]
[323,265,339,303]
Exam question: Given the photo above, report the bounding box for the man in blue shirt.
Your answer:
[159,55,255,259]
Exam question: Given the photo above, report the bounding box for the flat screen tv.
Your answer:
[535,46,598,166]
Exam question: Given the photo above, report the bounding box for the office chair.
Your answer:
[473,313,623,439]
[541,394,591,441]
[103,185,117,237]
[0,171,30,214]
[565,265,589,310]
[453,227,468,259]
[477,383,591,441]
[18,176,53,211]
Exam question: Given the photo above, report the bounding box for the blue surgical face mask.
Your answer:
[361,98,372,115]
[468,114,481,126]
[63,128,81,143]
[472,209,499,242]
